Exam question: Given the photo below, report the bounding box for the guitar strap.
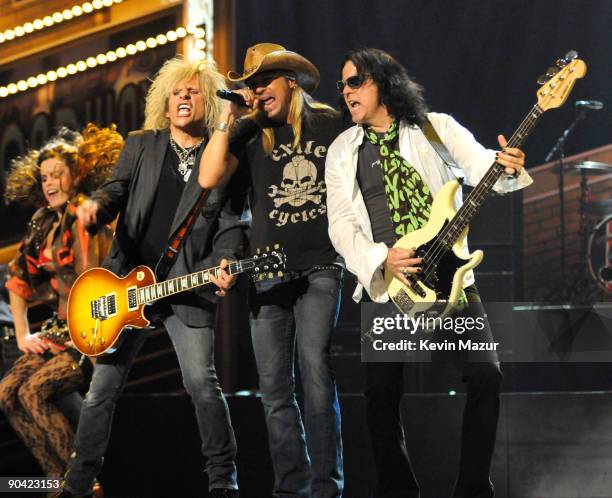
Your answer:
[419,117,469,305]
[419,116,461,178]
[155,188,210,281]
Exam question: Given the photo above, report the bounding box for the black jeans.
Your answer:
[365,291,502,498]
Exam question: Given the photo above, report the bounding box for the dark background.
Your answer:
[233,0,612,396]
[235,0,611,166]
[1,3,611,496]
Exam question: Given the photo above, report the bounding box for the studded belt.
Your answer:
[1,325,15,340]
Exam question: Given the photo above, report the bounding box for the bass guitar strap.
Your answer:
[419,116,461,178]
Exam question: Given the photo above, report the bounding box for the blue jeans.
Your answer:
[249,267,344,498]
[63,313,237,495]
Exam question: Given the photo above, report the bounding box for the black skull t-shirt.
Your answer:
[230,111,345,271]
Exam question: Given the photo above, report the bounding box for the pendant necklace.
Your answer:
[169,136,203,181]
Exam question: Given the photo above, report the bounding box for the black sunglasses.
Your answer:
[336,74,366,92]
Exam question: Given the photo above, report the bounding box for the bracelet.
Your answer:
[215,122,229,132]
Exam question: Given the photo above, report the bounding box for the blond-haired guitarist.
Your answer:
[55,58,245,498]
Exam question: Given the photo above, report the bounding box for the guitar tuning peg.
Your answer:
[565,50,578,61]
[546,66,559,77]
[278,271,284,277]
[256,247,260,254]
[265,245,270,252]
[273,243,279,249]
[555,58,567,68]
[537,66,558,85]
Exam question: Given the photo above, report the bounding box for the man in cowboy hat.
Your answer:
[199,43,347,498]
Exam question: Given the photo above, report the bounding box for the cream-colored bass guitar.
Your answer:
[386,51,586,317]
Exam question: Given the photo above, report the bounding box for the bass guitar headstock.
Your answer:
[536,50,586,112]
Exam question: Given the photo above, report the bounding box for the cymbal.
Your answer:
[556,160,612,176]
[585,199,612,217]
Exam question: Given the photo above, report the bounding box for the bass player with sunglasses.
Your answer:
[326,48,531,498]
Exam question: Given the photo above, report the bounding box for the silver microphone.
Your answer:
[575,100,604,110]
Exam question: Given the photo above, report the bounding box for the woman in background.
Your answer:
[0,124,122,493]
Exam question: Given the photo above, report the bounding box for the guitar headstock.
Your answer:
[249,245,287,281]
[39,316,70,346]
[536,50,586,111]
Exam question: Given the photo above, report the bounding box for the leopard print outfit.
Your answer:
[0,351,85,477]
[0,200,111,477]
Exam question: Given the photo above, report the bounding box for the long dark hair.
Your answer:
[339,48,428,126]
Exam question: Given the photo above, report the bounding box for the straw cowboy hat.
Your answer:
[228,43,320,93]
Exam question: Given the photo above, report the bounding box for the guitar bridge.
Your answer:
[394,288,415,314]
[91,293,117,320]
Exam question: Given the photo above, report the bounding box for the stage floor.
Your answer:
[2,391,612,497]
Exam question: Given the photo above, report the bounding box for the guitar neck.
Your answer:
[137,260,254,305]
[440,104,543,247]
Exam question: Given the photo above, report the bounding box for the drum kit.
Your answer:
[559,160,612,295]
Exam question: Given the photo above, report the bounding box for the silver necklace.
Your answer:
[169,136,203,181]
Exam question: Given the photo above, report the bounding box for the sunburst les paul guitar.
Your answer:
[385,51,586,318]
[67,249,286,356]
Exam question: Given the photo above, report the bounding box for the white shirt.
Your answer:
[325,112,533,303]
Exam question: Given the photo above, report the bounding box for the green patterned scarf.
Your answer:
[364,121,433,237]
[365,121,468,306]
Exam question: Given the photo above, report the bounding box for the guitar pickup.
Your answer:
[407,276,428,298]
[127,287,138,311]
[90,293,118,320]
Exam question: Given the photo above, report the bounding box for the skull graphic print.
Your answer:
[268,155,326,208]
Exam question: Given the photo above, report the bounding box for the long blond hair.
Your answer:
[143,58,226,135]
[252,84,336,155]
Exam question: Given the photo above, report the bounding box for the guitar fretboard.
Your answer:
[435,104,543,249]
[136,260,252,305]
